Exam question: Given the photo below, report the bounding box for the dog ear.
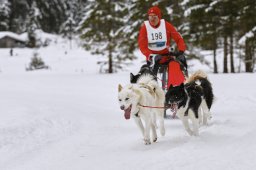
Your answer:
[130,73,134,82]
[130,72,134,78]
[118,84,123,92]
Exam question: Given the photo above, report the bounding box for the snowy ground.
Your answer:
[0,39,256,170]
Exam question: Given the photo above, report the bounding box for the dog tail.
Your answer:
[186,70,214,109]
[200,78,214,109]
[185,70,207,84]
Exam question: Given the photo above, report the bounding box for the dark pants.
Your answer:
[150,56,188,76]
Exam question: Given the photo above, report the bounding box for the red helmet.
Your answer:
[147,6,162,19]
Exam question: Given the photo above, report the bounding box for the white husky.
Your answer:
[118,74,165,145]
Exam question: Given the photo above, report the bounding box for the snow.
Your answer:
[0,37,256,170]
[238,26,256,45]
[184,4,206,17]
[0,31,26,42]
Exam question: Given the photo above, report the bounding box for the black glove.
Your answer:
[149,54,162,63]
[148,54,161,75]
[173,50,184,57]
[176,52,188,75]
[149,54,161,67]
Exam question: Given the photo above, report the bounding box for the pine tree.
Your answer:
[78,0,128,73]
[0,0,10,31]
[8,0,29,33]
[35,0,67,33]
[238,0,256,72]
[60,15,76,49]
[216,0,237,73]
[60,15,76,37]
[26,1,41,47]
[185,0,221,73]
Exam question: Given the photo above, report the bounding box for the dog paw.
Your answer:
[144,139,151,145]
[186,130,194,136]
[153,137,157,142]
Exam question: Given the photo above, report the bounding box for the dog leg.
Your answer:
[188,110,199,136]
[198,106,203,126]
[181,116,193,136]
[144,118,151,145]
[191,116,199,136]
[151,122,157,142]
[157,112,165,136]
[133,117,144,137]
[201,99,211,125]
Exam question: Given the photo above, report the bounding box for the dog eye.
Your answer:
[125,98,129,101]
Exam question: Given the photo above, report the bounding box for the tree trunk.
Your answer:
[108,51,113,73]
[213,48,218,73]
[213,37,218,73]
[223,36,228,73]
[107,0,113,74]
[245,39,253,72]
[230,35,235,73]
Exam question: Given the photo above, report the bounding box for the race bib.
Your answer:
[145,19,167,51]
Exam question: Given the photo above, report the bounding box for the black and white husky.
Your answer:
[130,64,156,84]
[165,70,214,136]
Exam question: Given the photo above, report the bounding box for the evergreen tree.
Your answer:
[35,0,67,33]
[8,0,29,33]
[78,0,128,73]
[26,1,41,47]
[216,0,239,73]
[0,0,10,31]
[185,0,221,73]
[204,0,222,73]
[60,15,76,38]
[60,15,76,49]
[65,0,87,28]
[238,0,256,72]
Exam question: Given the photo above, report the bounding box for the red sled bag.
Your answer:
[168,61,185,88]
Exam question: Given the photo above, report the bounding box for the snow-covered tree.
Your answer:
[26,1,41,47]
[34,0,67,33]
[0,0,10,31]
[238,0,256,72]
[78,0,128,73]
[60,15,76,38]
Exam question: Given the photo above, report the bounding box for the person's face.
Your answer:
[148,14,159,26]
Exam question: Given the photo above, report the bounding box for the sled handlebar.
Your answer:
[160,51,181,58]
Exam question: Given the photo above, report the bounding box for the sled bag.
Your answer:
[168,61,185,88]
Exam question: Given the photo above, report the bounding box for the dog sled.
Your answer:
[130,51,188,119]
[150,51,188,118]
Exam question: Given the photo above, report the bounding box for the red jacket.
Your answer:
[138,20,186,60]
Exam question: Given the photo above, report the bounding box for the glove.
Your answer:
[176,52,188,72]
[149,54,161,62]
[172,51,184,57]
[148,54,161,67]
